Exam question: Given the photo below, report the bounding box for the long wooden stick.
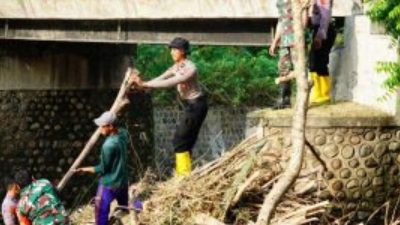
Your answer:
[57,67,139,191]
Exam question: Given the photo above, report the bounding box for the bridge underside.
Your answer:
[0,19,277,46]
[0,0,357,45]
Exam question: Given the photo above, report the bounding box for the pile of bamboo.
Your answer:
[71,134,328,225]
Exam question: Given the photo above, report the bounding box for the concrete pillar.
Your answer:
[331,15,399,115]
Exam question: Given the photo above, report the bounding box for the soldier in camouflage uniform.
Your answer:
[270,0,310,109]
[269,0,296,109]
[14,170,70,225]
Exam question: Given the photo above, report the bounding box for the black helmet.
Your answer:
[169,37,190,55]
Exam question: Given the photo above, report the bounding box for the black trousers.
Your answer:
[309,23,337,75]
[173,95,208,153]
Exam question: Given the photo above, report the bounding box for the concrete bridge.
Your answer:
[0,0,361,46]
[0,0,363,91]
[0,0,396,118]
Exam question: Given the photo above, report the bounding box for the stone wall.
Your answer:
[247,103,400,223]
[0,90,152,205]
[153,106,256,174]
[263,126,400,221]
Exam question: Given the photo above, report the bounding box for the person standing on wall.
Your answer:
[309,0,336,106]
[269,0,308,109]
[131,37,208,176]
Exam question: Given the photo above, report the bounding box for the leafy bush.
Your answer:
[135,45,279,106]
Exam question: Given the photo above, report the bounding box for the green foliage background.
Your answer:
[367,0,400,95]
[135,45,279,106]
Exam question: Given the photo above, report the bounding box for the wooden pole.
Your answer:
[57,67,139,191]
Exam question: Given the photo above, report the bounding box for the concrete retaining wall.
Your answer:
[263,126,400,221]
[247,104,400,222]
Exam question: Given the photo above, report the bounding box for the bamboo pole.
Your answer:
[57,67,139,191]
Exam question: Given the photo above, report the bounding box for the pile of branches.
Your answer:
[71,135,328,225]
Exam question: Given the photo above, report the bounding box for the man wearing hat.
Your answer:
[131,37,208,176]
[75,111,130,225]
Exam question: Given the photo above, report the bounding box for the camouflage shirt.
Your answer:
[17,179,70,225]
[277,0,295,47]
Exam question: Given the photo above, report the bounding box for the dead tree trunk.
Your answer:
[57,67,139,191]
[255,1,310,224]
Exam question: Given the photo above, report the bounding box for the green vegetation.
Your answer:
[367,0,400,96]
[135,45,279,106]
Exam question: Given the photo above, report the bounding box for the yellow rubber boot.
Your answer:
[309,72,321,104]
[175,151,192,176]
[317,75,331,104]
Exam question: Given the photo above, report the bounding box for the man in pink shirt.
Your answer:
[1,179,19,225]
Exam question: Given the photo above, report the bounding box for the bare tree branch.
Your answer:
[255,0,311,224]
